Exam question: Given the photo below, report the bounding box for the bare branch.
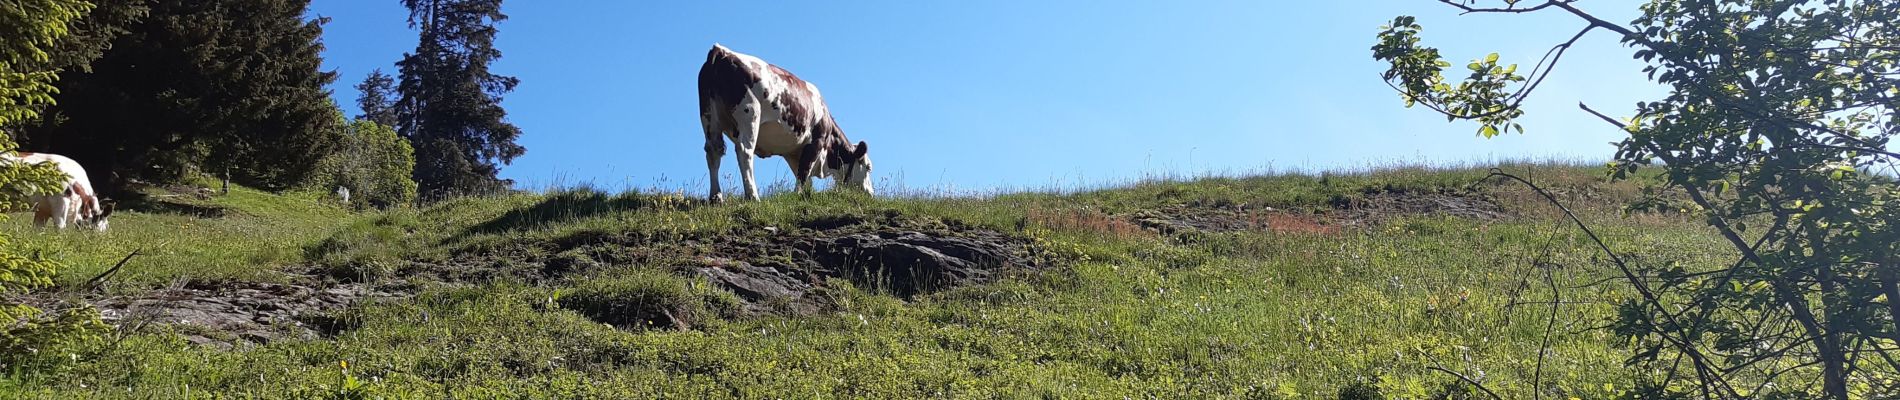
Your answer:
[1485,165,1741,397]
[1441,0,1896,164]
[85,249,143,292]
[1381,23,1598,123]
[1427,366,1506,400]
[1533,268,1560,400]
[1582,101,1851,399]
[1433,0,1569,15]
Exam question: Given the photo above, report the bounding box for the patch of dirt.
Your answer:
[1129,191,1507,235]
[1333,192,1509,226]
[1130,205,1277,235]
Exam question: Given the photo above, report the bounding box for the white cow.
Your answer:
[4,152,112,231]
[697,44,873,202]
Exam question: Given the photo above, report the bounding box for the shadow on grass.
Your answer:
[449,190,696,243]
[115,183,229,218]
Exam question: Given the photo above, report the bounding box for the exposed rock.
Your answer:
[89,279,405,347]
[693,259,819,315]
[66,211,1042,343]
[804,231,1027,297]
[690,226,1040,315]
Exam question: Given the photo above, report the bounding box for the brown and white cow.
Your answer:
[697,44,873,202]
[4,152,113,231]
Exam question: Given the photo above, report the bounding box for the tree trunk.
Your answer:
[1883,261,1900,347]
[1782,272,1848,399]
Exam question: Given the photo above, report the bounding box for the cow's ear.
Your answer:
[100,200,116,217]
[853,141,869,159]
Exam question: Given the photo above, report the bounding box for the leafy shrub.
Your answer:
[306,117,418,209]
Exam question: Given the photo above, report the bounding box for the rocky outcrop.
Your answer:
[693,226,1040,315]
[91,279,402,347]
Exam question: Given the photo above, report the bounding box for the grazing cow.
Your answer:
[697,44,873,202]
[4,152,113,231]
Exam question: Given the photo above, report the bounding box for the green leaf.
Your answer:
[1479,125,1499,138]
[1485,53,1499,63]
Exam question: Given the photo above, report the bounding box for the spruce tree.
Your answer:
[26,0,341,190]
[395,0,524,199]
[35,0,147,75]
[354,69,398,128]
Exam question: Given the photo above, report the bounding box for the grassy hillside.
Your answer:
[4,180,349,289]
[2,164,1732,398]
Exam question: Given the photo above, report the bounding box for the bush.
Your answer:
[306,117,418,209]
[556,268,739,330]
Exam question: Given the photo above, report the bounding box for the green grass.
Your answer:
[557,266,742,330]
[5,182,349,290]
[1,163,1735,398]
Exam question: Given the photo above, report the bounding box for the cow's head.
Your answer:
[827,141,873,194]
[80,200,113,232]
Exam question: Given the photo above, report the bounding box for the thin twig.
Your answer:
[1533,267,1561,400]
[85,248,142,291]
[1485,167,1740,396]
[1433,0,1570,15]
[1427,366,1505,400]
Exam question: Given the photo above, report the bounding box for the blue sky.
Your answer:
[305,1,1665,193]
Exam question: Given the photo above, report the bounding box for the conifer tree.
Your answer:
[395,0,524,199]
[355,69,398,128]
[27,0,341,190]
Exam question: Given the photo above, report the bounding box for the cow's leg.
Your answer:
[732,95,764,201]
[784,154,814,198]
[49,196,71,230]
[701,108,726,203]
[31,196,51,228]
[796,141,827,197]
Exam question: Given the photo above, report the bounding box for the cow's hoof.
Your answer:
[708,193,725,204]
